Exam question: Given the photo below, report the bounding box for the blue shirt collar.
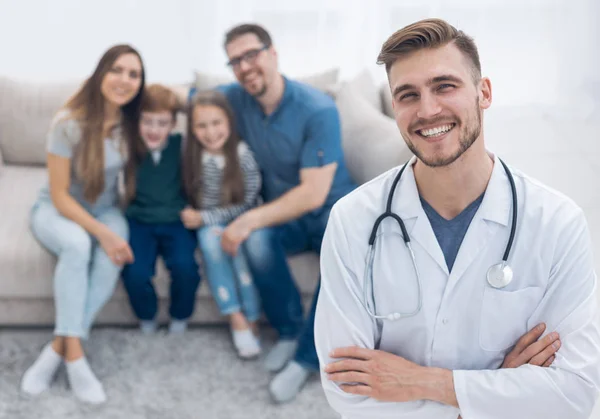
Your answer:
[249,75,294,120]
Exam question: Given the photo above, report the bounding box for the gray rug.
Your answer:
[0,327,339,419]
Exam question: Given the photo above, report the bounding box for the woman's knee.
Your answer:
[61,227,93,260]
[97,208,129,240]
[31,204,92,259]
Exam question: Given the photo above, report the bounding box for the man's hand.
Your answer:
[180,207,203,229]
[325,326,560,414]
[456,325,561,419]
[325,346,457,407]
[221,213,255,255]
[501,323,561,368]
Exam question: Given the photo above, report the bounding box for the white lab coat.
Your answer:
[315,154,600,419]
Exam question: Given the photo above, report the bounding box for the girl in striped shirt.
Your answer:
[180,90,262,358]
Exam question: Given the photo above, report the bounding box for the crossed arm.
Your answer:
[325,324,561,413]
[315,206,600,419]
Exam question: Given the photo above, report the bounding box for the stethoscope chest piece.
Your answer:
[486,262,513,289]
[362,157,518,320]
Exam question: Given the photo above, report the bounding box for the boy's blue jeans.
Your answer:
[197,225,261,322]
[121,219,201,321]
[242,208,331,371]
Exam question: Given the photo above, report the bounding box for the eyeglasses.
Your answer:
[226,45,269,69]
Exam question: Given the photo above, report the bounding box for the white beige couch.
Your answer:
[0,69,411,326]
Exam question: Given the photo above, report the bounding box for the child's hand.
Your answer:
[181,207,203,229]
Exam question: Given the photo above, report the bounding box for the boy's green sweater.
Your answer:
[126,134,187,224]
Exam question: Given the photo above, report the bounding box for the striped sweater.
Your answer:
[198,142,262,225]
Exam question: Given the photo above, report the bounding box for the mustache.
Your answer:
[409,116,458,132]
[241,70,260,80]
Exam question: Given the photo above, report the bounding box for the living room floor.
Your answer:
[4,325,600,419]
[0,326,337,419]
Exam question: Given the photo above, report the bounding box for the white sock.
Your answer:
[169,319,188,334]
[263,339,298,372]
[232,329,261,359]
[269,361,312,403]
[140,320,157,335]
[20,343,62,395]
[65,357,106,404]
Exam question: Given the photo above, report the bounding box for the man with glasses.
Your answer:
[213,23,356,403]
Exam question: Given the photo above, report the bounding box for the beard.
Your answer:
[252,84,267,98]
[241,70,268,98]
[404,97,482,168]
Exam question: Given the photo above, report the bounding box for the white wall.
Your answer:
[1,0,598,111]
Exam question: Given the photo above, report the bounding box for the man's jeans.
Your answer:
[242,208,331,371]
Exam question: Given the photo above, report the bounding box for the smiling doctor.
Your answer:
[315,18,600,419]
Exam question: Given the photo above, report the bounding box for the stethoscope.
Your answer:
[362,158,518,321]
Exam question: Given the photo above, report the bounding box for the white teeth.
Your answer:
[419,124,454,137]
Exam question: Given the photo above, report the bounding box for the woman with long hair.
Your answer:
[20,44,146,404]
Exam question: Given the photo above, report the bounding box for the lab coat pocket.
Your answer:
[479,286,544,352]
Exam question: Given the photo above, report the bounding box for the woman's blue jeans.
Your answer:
[30,201,128,339]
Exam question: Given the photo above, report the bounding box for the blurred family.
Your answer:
[16,16,595,416]
[20,23,356,405]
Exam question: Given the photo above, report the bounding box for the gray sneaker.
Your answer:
[269,361,312,404]
[263,339,298,372]
[140,320,157,335]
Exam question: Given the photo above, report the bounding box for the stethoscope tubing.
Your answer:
[363,158,518,321]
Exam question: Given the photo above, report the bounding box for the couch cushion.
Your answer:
[0,78,190,166]
[380,82,394,119]
[0,77,81,165]
[346,70,382,113]
[194,68,339,93]
[0,165,55,297]
[336,83,412,184]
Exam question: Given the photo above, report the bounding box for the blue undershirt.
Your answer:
[420,193,485,272]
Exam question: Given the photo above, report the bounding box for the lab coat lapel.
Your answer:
[409,213,450,276]
[447,154,512,285]
[394,158,449,276]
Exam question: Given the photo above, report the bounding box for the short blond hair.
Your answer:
[377,18,481,83]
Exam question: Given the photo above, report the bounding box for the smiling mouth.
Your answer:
[113,87,131,96]
[206,136,224,146]
[243,71,260,83]
[416,123,456,138]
